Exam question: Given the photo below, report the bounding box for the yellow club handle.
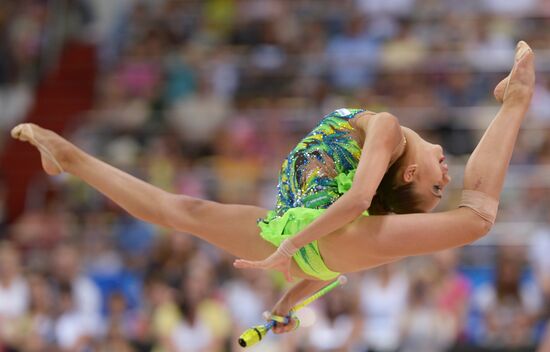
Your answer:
[237,275,347,348]
[290,275,347,313]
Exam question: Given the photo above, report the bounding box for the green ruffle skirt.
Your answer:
[258,170,368,280]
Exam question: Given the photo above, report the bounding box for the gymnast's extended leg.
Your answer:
[321,41,536,268]
[10,124,279,263]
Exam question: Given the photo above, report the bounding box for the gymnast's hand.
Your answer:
[233,250,294,282]
[269,305,299,335]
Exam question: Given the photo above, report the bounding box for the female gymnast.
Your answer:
[11,41,535,334]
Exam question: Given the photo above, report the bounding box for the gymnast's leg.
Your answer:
[322,42,535,264]
[10,124,277,262]
[463,41,534,199]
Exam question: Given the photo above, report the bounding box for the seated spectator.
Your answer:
[431,249,471,344]
[400,273,457,352]
[51,244,102,333]
[306,286,359,351]
[325,16,379,91]
[15,273,55,351]
[103,292,144,342]
[54,284,96,351]
[168,73,231,151]
[11,194,73,251]
[0,241,29,348]
[170,259,231,352]
[475,247,542,349]
[358,263,409,352]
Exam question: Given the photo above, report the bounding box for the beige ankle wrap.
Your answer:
[459,190,499,224]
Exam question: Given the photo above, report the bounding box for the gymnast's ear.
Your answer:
[401,164,417,183]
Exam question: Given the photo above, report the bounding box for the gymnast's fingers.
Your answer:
[233,259,266,269]
[272,318,298,334]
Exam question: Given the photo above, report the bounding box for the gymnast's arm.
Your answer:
[284,112,405,250]
[270,279,330,334]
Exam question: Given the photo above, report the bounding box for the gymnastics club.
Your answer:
[237,275,348,348]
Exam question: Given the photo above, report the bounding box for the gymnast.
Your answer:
[12,41,535,334]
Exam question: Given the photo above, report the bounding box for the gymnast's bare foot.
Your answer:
[494,74,509,104]
[11,123,69,175]
[494,41,535,105]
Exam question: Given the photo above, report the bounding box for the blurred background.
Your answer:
[1,0,550,351]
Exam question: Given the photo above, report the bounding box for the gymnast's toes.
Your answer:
[11,123,29,141]
[11,123,66,175]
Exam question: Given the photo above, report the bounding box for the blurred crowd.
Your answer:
[2,0,550,351]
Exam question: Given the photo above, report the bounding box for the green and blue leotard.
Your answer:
[259,108,369,280]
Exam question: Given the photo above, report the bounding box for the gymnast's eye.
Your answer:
[433,185,442,194]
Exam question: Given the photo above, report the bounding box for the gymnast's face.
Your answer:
[403,141,451,212]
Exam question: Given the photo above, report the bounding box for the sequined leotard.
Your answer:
[276,108,364,214]
[258,108,367,281]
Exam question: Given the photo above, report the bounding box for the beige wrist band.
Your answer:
[278,238,299,257]
[459,190,499,224]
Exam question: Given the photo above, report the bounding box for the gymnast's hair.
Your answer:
[369,153,424,215]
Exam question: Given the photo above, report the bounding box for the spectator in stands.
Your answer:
[358,264,409,352]
[11,192,73,252]
[0,241,29,349]
[325,15,379,91]
[400,273,456,352]
[224,269,272,330]
[54,283,96,351]
[148,233,197,288]
[101,291,151,351]
[306,285,359,351]
[529,210,550,321]
[15,273,55,351]
[431,249,471,345]
[210,118,264,204]
[147,275,180,350]
[475,247,542,349]
[169,267,221,352]
[168,72,232,152]
[51,244,102,334]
